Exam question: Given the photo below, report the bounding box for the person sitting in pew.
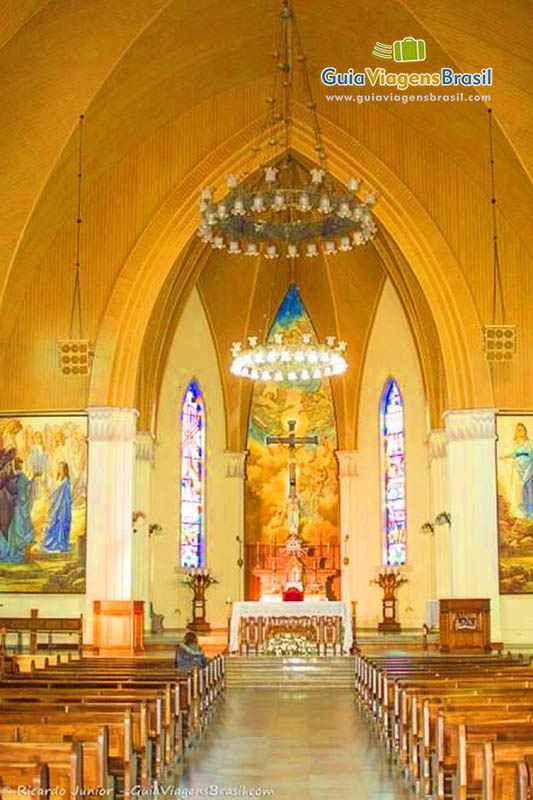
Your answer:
[174,631,207,670]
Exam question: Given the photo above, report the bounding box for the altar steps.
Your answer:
[226,656,355,689]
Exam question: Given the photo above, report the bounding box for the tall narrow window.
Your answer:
[381,379,407,566]
[180,380,205,568]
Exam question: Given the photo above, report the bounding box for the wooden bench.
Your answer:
[514,757,533,800]
[0,741,87,800]
[355,650,533,800]
[0,609,83,654]
[0,763,49,800]
[0,653,225,797]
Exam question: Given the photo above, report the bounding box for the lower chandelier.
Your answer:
[230,331,347,383]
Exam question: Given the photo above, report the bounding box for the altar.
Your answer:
[229,600,353,653]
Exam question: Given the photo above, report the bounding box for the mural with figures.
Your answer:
[497,413,533,594]
[0,414,87,593]
[245,285,339,554]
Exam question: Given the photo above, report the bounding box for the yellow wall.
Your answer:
[0,594,84,650]
[150,287,240,630]
[352,279,433,628]
[501,596,533,645]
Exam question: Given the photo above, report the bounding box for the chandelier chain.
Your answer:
[197,0,378,259]
[488,108,506,325]
[69,113,85,340]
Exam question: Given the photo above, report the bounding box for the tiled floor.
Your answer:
[179,688,409,800]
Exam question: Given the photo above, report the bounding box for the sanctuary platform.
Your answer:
[226,655,355,688]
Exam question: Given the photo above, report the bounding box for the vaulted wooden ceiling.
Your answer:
[0,0,531,440]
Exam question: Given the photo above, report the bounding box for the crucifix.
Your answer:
[266,419,319,502]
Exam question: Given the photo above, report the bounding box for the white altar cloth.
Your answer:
[230,600,353,653]
[425,600,440,629]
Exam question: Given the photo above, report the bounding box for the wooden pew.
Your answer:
[0,732,115,795]
[0,763,49,800]
[0,653,225,796]
[482,742,533,800]
[0,715,142,797]
[0,742,82,800]
[4,668,198,755]
[355,651,533,800]
[0,707,153,792]
[0,610,83,654]
[0,695,165,781]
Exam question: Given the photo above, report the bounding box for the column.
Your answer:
[134,431,155,632]
[336,450,358,604]
[444,409,501,641]
[85,407,138,644]
[224,450,248,602]
[427,429,451,599]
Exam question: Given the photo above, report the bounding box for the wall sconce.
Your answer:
[132,510,147,534]
[149,523,163,537]
[236,535,244,568]
[434,511,451,526]
[420,521,435,535]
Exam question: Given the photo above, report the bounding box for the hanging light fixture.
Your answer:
[58,114,94,376]
[482,108,516,363]
[230,331,348,383]
[214,0,369,384]
[197,0,378,259]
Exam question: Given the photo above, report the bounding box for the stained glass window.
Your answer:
[180,380,205,568]
[381,379,407,566]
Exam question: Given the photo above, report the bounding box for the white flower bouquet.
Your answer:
[265,632,318,657]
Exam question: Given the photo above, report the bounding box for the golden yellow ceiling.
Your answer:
[0,0,532,446]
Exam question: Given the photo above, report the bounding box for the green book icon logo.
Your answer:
[373,37,427,62]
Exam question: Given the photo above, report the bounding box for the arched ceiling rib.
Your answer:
[135,154,448,451]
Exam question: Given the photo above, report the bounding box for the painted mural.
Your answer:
[497,413,533,594]
[0,414,87,593]
[245,285,339,551]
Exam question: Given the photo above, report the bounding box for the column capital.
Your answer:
[86,407,138,442]
[136,431,155,464]
[427,428,446,460]
[335,450,358,478]
[444,409,497,443]
[224,450,248,478]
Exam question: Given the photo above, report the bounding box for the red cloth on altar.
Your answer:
[282,587,304,601]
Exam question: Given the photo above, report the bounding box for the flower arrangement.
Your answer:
[265,633,318,657]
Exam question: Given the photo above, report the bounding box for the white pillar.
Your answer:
[336,450,358,604]
[134,431,155,632]
[427,429,451,599]
[223,450,248,601]
[85,407,138,643]
[444,409,501,641]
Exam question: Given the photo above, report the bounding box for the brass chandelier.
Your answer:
[197,0,378,260]
[198,0,379,385]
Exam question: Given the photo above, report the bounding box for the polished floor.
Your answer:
[179,689,408,800]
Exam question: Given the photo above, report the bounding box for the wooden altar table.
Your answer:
[229,601,353,653]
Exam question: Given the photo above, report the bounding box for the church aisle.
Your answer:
[178,688,408,800]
